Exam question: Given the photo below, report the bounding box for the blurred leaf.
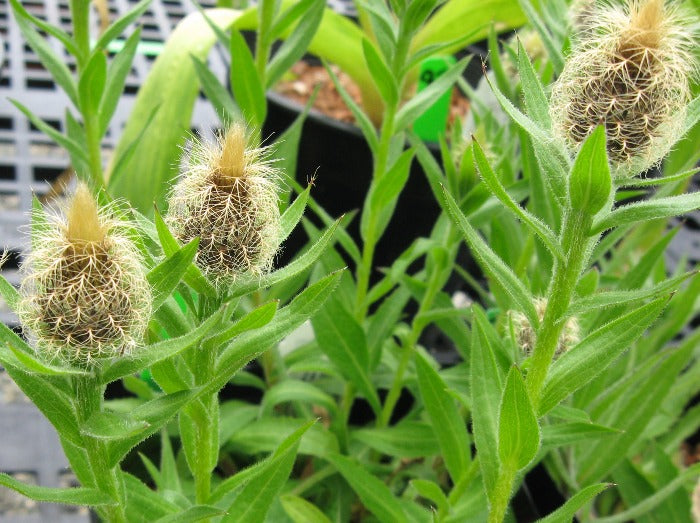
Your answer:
[266,0,324,88]
[229,417,336,458]
[362,37,398,106]
[191,54,240,122]
[280,495,332,523]
[94,0,153,51]
[540,297,669,415]
[326,453,408,523]
[0,275,19,312]
[229,28,266,128]
[261,380,337,416]
[78,51,107,117]
[416,352,471,482]
[517,0,564,73]
[9,0,78,105]
[540,422,619,449]
[8,0,80,57]
[352,421,438,458]
[517,39,551,128]
[410,479,449,514]
[155,506,224,523]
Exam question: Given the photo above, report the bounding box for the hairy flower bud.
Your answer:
[551,0,697,177]
[19,184,151,366]
[166,124,281,285]
[510,298,580,358]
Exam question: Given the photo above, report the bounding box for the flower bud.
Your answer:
[19,184,151,366]
[551,0,696,177]
[510,298,580,358]
[166,124,281,285]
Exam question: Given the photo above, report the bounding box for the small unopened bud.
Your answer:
[166,124,281,285]
[510,298,580,358]
[19,184,151,366]
[551,0,697,177]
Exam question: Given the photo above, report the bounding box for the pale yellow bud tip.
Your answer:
[215,124,247,184]
[624,0,664,50]
[66,183,105,244]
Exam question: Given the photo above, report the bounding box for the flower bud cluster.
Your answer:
[20,184,151,366]
[510,298,580,358]
[551,0,696,177]
[166,125,281,285]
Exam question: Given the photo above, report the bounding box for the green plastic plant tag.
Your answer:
[413,55,456,142]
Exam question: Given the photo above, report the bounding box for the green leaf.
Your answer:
[230,28,266,128]
[223,421,313,523]
[81,410,150,441]
[207,301,278,348]
[122,473,179,521]
[566,272,695,318]
[109,9,241,213]
[537,483,612,523]
[107,389,199,466]
[229,417,337,458]
[311,295,381,416]
[3,339,89,377]
[569,126,612,216]
[394,56,469,132]
[362,37,398,106]
[280,185,311,241]
[154,208,217,297]
[147,239,199,311]
[324,60,379,154]
[0,275,19,312]
[539,297,669,415]
[540,422,620,449]
[101,307,224,384]
[10,100,88,164]
[191,54,240,123]
[498,366,539,470]
[470,307,506,498]
[517,38,550,129]
[361,149,414,242]
[591,192,700,235]
[0,472,114,506]
[280,495,332,523]
[266,0,324,88]
[415,352,471,482]
[212,271,342,395]
[594,463,700,523]
[99,28,141,136]
[261,379,337,416]
[155,506,224,523]
[94,0,153,51]
[517,0,564,73]
[78,51,107,116]
[326,453,408,523]
[440,186,539,328]
[410,479,449,514]
[9,1,78,105]
[228,218,340,298]
[351,421,438,458]
[473,139,563,260]
[8,0,80,57]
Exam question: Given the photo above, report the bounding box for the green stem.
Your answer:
[488,461,517,523]
[525,209,593,408]
[255,0,275,84]
[377,337,413,427]
[74,375,127,523]
[69,0,90,66]
[354,103,396,318]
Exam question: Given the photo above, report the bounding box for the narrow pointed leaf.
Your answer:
[538,483,612,523]
[147,238,199,311]
[191,54,240,122]
[0,473,114,506]
[281,495,332,523]
[498,366,540,470]
[229,28,266,128]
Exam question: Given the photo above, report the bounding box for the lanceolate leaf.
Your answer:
[311,295,381,416]
[0,473,114,506]
[537,483,612,523]
[223,421,313,523]
[147,238,199,311]
[540,297,669,415]
[280,495,333,523]
[229,28,266,128]
[440,186,539,328]
[415,352,471,483]
[498,366,540,470]
[191,54,240,122]
[326,453,408,523]
[591,192,700,234]
[351,421,438,458]
[517,39,550,129]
